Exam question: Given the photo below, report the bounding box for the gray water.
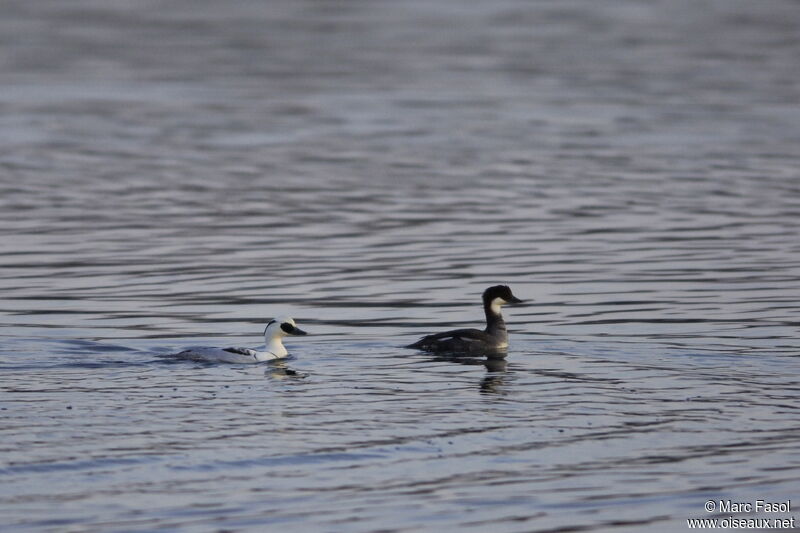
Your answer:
[2,1,800,531]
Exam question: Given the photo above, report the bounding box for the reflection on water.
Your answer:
[2,0,800,531]
[265,359,308,380]
[479,359,509,395]
[423,356,510,394]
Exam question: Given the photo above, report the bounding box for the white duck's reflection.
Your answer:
[265,359,308,380]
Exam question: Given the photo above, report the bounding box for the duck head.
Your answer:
[264,316,307,340]
[482,285,523,315]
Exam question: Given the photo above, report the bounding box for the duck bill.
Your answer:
[290,327,307,336]
[509,296,523,304]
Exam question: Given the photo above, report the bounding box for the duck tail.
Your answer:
[406,338,425,349]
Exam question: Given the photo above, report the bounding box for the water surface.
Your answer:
[1,1,800,531]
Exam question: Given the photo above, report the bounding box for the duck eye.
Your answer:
[280,323,294,334]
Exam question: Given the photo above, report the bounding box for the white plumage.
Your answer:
[174,316,307,363]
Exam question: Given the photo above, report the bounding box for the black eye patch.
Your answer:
[280,322,295,334]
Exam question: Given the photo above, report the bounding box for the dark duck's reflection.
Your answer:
[428,355,511,395]
[480,358,509,394]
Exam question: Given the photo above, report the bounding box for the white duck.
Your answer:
[175,317,307,363]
